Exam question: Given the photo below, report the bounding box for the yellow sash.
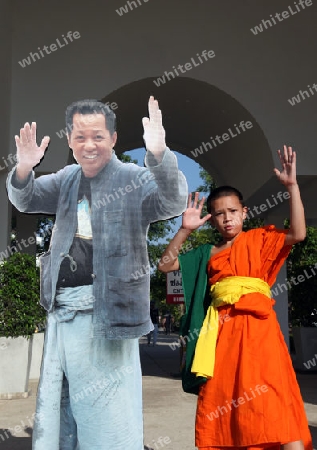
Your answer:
[191,276,271,378]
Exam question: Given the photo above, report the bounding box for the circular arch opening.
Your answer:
[101,76,272,199]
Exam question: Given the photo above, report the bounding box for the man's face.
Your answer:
[209,195,247,240]
[67,113,117,178]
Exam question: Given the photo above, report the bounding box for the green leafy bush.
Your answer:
[0,252,46,338]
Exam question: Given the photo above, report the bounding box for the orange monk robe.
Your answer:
[195,226,312,450]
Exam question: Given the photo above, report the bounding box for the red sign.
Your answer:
[166,270,184,304]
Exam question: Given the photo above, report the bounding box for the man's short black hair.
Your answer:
[207,185,245,213]
[65,99,117,136]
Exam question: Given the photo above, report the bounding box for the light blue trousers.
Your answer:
[32,286,143,450]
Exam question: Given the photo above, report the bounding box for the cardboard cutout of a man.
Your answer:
[7,96,188,450]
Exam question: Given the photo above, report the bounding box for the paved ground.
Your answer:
[0,332,316,449]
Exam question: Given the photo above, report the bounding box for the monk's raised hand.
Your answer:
[182,192,211,230]
[142,96,166,158]
[15,122,50,171]
[273,145,297,187]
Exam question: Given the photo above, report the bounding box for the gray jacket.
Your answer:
[7,148,188,338]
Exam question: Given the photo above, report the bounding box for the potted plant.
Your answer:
[0,252,46,398]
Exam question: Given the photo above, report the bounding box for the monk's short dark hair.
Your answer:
[207,186,245,213]
[65,99,117,136]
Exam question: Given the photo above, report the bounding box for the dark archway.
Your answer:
[101,76,272,200]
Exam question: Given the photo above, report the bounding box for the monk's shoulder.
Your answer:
[244,225,286,247]
[244,225,275,237]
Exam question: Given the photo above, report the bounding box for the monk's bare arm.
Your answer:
[284,183,306,245]
[158,227,192,273]
[273,146,306,245]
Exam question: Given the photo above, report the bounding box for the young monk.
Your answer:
[158,146,313,450]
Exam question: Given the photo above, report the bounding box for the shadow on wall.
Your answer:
[139,334,181,379]
[0,426,315,450]
[309,425,317,449]
[0,428,32,450]
[0,428,158,450]
[295,372,317,406]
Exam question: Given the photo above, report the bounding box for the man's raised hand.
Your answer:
[15,122,50,178]
[142,96,166,159]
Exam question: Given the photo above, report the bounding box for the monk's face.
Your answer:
[209,195,247,240]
